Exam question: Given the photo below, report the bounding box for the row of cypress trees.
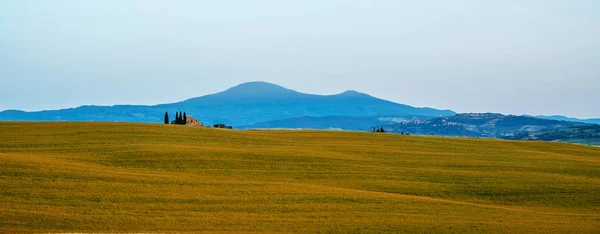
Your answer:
[164,111,187,124]
[372,127,385,133]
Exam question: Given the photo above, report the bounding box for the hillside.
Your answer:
[0,82,455,126]
[504,124,600,145]
[382,113,589,137]
[1,122,599,233]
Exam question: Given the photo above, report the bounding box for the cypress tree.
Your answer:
[183,112,187,125]
[179,111,183,124]
[164,112,169,124]
[175,112,180,124]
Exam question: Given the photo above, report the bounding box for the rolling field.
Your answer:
[1,122,600,233]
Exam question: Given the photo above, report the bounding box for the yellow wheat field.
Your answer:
[1,122,599,233]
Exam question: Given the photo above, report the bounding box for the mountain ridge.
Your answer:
[0,81,455,125]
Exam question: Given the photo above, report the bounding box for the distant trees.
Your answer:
[169,111,188,125]
[371,127,410,135]
[372,127,377,132]
[213,124,233,129]
[372,127,385,133]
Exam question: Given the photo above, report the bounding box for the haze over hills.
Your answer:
[532,115,600,125]
[238,115,428,131]
[0,81,455,126]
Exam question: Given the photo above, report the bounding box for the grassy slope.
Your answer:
[1,122,599,233]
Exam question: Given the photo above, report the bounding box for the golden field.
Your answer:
[1,122,599,233]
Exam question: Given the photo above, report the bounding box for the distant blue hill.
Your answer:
[238,115,432,131]
[531,115,600,125]
[0,81,455,126]
[382,113,590,137]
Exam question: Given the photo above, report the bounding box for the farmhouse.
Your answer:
[172,116,203,126]
[185,116,203,126]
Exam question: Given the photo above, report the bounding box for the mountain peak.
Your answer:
[230,81,286,90]
[217,81,300,97]
[337,90,370,97]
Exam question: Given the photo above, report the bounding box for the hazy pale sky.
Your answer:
[1,0,599,118]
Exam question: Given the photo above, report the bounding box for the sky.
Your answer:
[1,0,599,118]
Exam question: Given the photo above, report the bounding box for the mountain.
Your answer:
[0,81,455,126]
[531,115,600,125]
[381,113,590,138]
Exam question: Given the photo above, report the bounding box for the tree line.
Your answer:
[164,111,187,125]
[372,127,385,133]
